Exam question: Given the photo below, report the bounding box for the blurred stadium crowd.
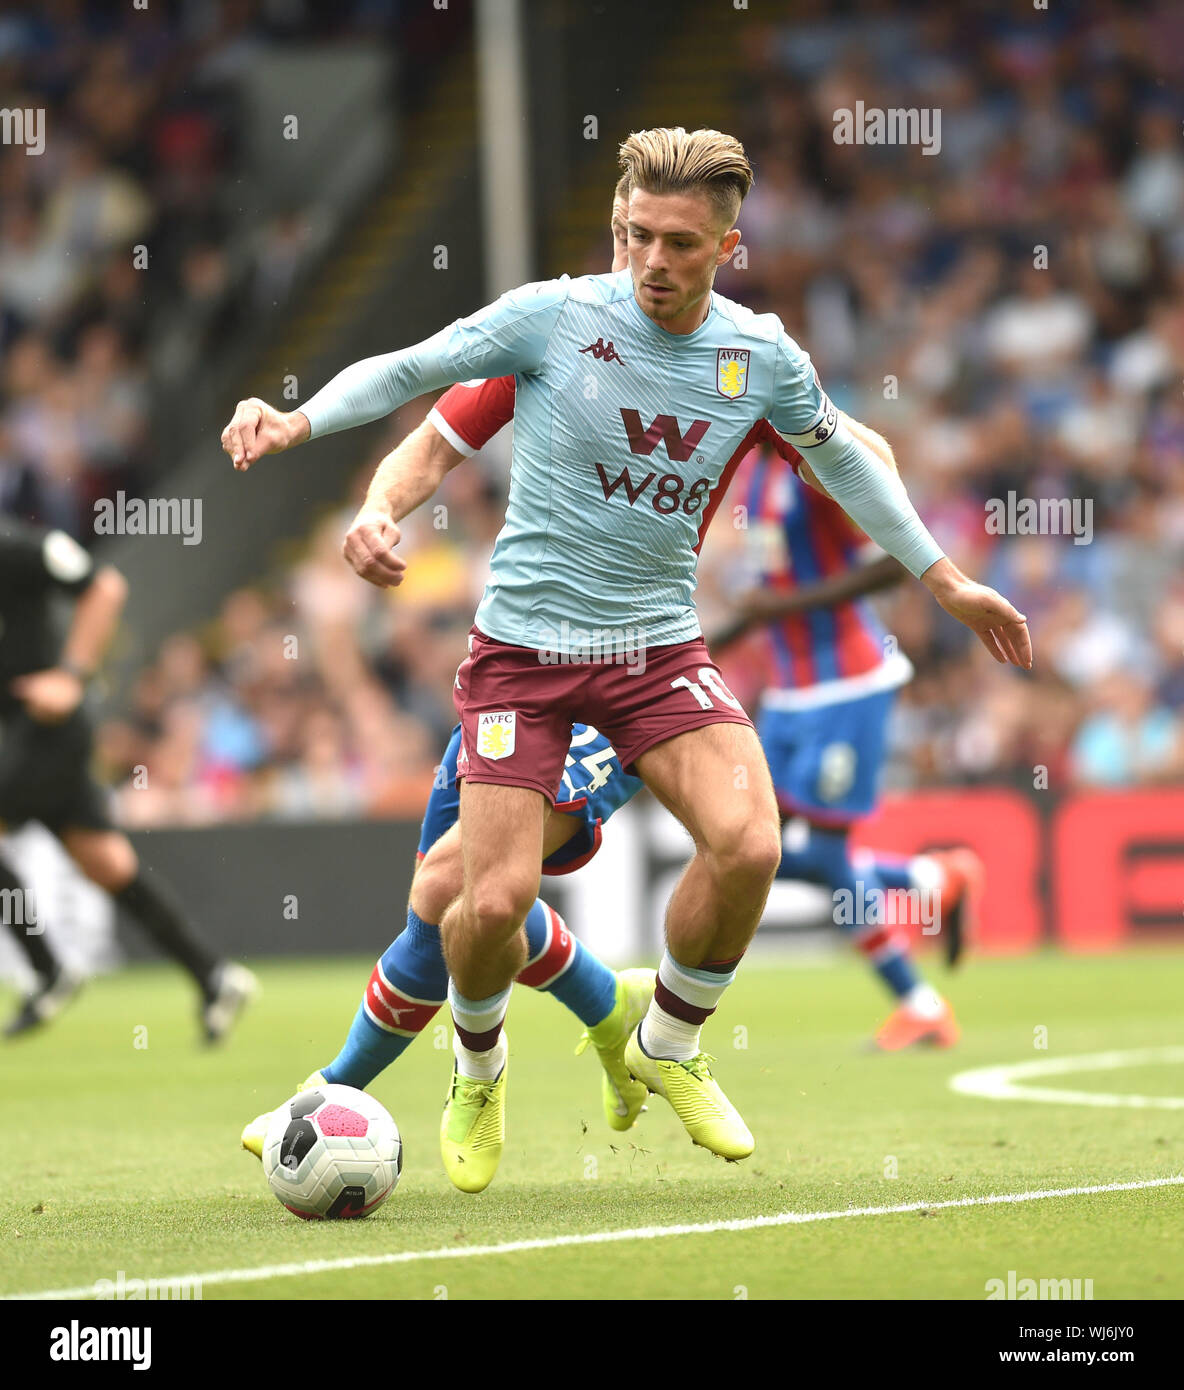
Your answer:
[3,2,1183,823]
[707,2,1184,797]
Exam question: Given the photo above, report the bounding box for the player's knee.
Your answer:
[412,854,461,924]
[741,830,783,887]
[466,879,536,939]
[712,814,781,887]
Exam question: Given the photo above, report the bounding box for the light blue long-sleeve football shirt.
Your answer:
[299,270,943,654]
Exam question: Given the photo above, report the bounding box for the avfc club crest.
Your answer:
[476,711,516,760]
[716,348,750,399]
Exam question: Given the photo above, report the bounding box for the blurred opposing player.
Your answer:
[223,126,1030,1189]
[0,517,256,1041]
[708,443,984,1049]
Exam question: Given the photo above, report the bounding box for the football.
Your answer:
[262,1084,402,1220]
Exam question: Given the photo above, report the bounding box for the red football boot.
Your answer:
[874,996,961,1051]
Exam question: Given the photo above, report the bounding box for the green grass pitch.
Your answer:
[2,950,1181,1300]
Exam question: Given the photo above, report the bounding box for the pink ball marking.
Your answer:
[315,1104,370,1138]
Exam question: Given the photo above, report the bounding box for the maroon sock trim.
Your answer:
[454,1020,504,1052]
[654,976,713,1025]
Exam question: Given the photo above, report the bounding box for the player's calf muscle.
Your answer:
[640,723,779,962]
[412,829,464,924]
[441,878,533,998]
[667,849,775,965]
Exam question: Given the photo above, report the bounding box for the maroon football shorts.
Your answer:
[453,626,754,802]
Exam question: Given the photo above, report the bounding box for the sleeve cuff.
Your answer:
[427,406,477,457]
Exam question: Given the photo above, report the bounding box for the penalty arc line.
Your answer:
[949,1046,1184,1109]
[7,1174,1183,1301]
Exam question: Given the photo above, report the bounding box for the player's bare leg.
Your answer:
[413,810,579,926]
[440,782,545,998]
[624,721,781,1159]
[243,797,652,1162]
[435,781,545,1191]
[416,812,653,1132]
[637,722,781,965]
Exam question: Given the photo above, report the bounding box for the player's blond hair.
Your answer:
[618,127,753,230]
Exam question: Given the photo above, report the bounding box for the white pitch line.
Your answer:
[7,1174,1183,1301]
[950,1046,1184,1110]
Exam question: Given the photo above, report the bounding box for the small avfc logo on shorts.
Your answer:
[476,711,517,760]
[716,348,750,399]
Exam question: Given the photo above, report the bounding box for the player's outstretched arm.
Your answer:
[711,414,903,651]
[343,419,468,588]
[772,358,1032,668]
[921,556,1031,668]
[223,281,564,471]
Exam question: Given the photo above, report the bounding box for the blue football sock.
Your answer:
[866,853,913,893]
[321,907,449,1088]
[517,899,617,1028]
[779,825,922,1000]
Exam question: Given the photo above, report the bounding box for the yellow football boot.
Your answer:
[440,1046,507,1194]
[574,968,655,1131]
[623,1029,754,1160]
[240,1070,327,1160]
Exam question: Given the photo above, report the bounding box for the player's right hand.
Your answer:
[221,399,309,471]
[343,510,407,588]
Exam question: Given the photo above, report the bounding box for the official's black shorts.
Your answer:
[0,708,113,835]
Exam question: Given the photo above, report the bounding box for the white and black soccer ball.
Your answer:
[263,1084,402,1220]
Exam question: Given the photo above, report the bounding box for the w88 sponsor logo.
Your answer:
[595,463,712,515]
[593,407,714,516]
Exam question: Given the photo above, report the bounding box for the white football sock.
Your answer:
[639,951,739,1062]
[452,1029,508,1082]
[904,983,945,1019]
[909,855,945,894]
[640,999,700,1062]
[448,981,510,1080]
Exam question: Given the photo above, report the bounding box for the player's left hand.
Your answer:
[922,559,1032,668]
[11,668,85,723]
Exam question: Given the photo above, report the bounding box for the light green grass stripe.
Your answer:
[9,1174,1182,1301]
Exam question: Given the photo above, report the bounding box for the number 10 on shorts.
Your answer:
[671,668,742,711]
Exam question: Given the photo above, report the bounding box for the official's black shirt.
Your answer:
[0,520,96,718]
[0,520,112,830]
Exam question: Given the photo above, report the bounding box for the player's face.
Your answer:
[610,198,629,272]
[626,188,741,335]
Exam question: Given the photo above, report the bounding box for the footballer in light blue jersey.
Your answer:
[297,269,944,656]
[225,128,1031,1188]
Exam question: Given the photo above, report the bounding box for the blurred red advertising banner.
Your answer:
[853,788,1184,953]
[1054,790,1184,950]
